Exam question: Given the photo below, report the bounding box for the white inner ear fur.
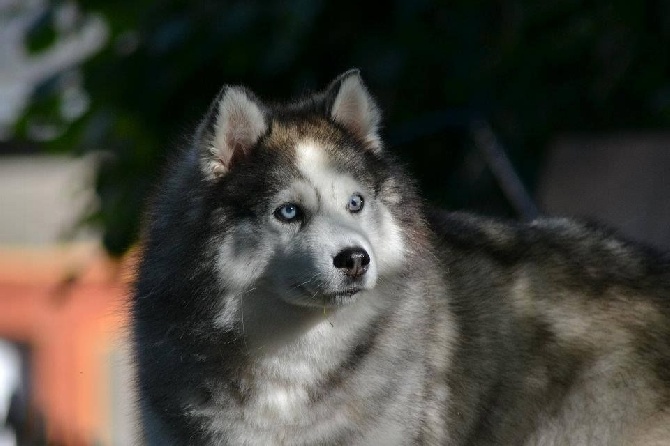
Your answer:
[207,88,266,177]
[330,75,382,152]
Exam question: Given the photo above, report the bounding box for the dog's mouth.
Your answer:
[327,287,361,297]
[293,284,363,307]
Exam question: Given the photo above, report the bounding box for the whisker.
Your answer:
[288,273,321,291]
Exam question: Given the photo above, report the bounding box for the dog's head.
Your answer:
[194,70,421,311]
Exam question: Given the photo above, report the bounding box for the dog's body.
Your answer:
[133,70,670,445]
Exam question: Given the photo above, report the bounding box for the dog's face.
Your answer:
[198,71,410,311]
[217,131,406,310]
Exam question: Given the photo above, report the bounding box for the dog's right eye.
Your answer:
[274,203,303,223]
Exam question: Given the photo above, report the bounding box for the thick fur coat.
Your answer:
[133,70,670,445]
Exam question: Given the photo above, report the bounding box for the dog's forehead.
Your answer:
[291,139,365,198]
[295,140,331,177]
[265,119,372,186]
[265,119,338,150]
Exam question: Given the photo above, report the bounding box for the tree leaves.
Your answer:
[15,0,670,255]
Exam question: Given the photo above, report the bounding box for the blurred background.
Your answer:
[1,0,669,444]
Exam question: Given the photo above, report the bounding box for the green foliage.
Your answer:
[16,0,670,255]
[25,7,58,53]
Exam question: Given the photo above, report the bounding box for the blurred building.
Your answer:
[0,156,136,446]
[538,134,670,250]
[0,3,125,443]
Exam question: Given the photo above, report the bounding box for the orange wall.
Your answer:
[0,244,133,445]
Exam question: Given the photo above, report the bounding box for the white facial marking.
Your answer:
[214,139,407,330]
[367,204,405,271]
[295,142,359,205]
[217,221,273,290]
[295,141,362,213]
[214,221,275,329]
[295,140,405,277]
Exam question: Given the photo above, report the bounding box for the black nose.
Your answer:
[333,247,370,278]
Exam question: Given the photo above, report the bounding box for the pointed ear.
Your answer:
[196,86,268,178]
[325,69,382,152]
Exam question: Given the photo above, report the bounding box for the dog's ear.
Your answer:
[196,86,268,178]
[325,69,382,152]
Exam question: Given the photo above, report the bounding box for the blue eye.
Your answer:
[347,194,364,213]
[274,203,303,223]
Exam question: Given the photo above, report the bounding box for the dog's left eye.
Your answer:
[274,203,303,223]
[347,194,364,213]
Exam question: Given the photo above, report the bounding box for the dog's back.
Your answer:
[428,210,670,445]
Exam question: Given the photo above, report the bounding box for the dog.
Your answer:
[133,69,670,445]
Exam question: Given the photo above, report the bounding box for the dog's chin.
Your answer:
[281,285,366,309]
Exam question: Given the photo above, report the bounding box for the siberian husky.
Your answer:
[133,70,670,445]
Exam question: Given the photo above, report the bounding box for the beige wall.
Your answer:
[538,134,670,250]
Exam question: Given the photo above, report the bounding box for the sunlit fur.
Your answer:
[133,71,670,445]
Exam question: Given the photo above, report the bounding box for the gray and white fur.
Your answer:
[133,70,670,445]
